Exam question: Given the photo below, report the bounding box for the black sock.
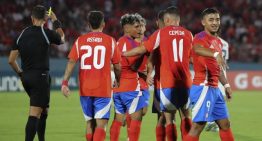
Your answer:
[37,114,48,141]
[25,116,39,141]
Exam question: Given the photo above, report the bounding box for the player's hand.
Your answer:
[46,10,57,22]
[61,85,70,98]
[216,54,223,66]
[146,75,153,86]
[225,87,233,101]
[112,80,119,88]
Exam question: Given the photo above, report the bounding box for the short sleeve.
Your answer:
[111,38,121,64]
[144,30,160,52]
[192,36,206,48]
[68,38,79,61]
[11,37,19,50]
[45,29,62,45]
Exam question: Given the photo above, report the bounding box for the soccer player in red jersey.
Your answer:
[133,13,150,117]
[61,11,121,141]
[123,13,150,140]
[184,8,234,141]
[110,14,145,141]
[123,7,193,141]
[147,9,167,141]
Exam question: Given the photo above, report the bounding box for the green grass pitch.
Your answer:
[0,91,261,141]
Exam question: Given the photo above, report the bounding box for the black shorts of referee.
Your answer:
[21,70,51,108]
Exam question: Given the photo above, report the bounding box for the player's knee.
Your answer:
[189,123,205,136]
[142,107,148,116]
[219,121,231,130]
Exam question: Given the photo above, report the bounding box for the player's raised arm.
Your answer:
[48,10,65,43]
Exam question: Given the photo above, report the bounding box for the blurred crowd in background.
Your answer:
[0,0,262,63]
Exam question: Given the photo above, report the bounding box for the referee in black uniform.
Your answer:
[8,5,64,141]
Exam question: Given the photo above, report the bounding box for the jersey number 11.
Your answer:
[172,39,183,62]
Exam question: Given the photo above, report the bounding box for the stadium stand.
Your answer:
[0,0,262,63]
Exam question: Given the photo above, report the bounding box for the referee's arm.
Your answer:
[8,50,22,77]
[48,11,65,44]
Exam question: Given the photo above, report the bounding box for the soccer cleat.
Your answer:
[205,122,219,132]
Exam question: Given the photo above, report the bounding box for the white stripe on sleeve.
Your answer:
[153,31,160,50]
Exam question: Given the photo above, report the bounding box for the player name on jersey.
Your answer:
[169,30,185,36]
[87,37,102,42]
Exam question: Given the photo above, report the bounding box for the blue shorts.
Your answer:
[152,88,161,113]
[113,91,146,114]
[189,85,229,122]
[80,96,112,121]
[141,89,150,107]
[160,88,189,112]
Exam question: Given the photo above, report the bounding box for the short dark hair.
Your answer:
[32,5,46,20]
[120,14,140,27]
[88,11,104,29]
[165,6,180,18]
[157,10,165,21]
[134,13,146,25]
[201,8,220,19]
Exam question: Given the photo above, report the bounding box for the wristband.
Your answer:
[213,52,219,58]
[53,20,62,30]
[224,83,230,88]
[62,80,68,86]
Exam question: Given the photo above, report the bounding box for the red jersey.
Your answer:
[114,36,141,92]
[136,37,149,90]
[68,32,121,97]
[192,31,222,87]
[152,48,160,89]
[144,26,193,88]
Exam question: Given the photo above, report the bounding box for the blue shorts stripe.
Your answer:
[189,85,229,122]
[113,91,146,114]
[80,96,111,121]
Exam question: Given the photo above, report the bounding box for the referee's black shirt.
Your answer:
[12,25,62,71]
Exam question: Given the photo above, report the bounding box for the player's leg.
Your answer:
[205,82,227,132]
[213,91,234,141]
[23,71,49,141]
[37,108,48,141]
[160,88,179,141]
[179,108,192,139]
[184,122,206,141]
[184,85,214,141]
[37,74,51,141]
[26,106,43,141]
[85,119,95,141]
[110,93,126,141]
[177,88,192,139]
[153,89,166,141]
[80,96,95,141]
[126,91,146,141]
[156,113,166,141]
[163,111,177,141]
[216,119,234,141]
[110,113,125,141]
[92,97,112,141]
